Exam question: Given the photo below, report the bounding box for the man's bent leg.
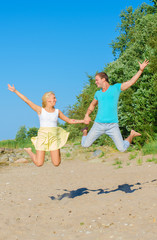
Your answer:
[105,123,130,152]
[81,122,104,148]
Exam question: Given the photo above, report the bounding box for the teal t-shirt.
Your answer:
[94,83,122,123]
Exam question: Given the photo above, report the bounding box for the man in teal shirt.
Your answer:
[81,60,149,152]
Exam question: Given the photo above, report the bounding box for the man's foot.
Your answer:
[125,130,141,144]
[131,130,141,137]
[81,127,88,136]
[24,147,32,154]
[81,127,88,132]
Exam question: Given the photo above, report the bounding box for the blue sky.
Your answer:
[0,0,152,140]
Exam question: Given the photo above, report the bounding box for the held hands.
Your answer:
[8,84,16,92]
[84,115,91,125]
[83,119,90,125]
[139,59,149,72]
[70,119,90,124]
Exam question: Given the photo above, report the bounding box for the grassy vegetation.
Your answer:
[146,156,157,164]
[142,139,157,155]
[129,152,138,160]
[98,151,105,158]
[137,158,143,166]
[0,140,17,148]
[0,139,35,151]
[66,152,71,158]
[113,159,123,169]
[126,162,130,166]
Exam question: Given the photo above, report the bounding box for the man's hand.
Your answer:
[121,59,149,91]
[139,59,149,72]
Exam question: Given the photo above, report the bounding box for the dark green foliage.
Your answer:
[110,13,157,143]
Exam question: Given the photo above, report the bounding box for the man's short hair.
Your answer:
[95,72,109,83]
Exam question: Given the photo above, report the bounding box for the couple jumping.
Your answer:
[8,59,149,167]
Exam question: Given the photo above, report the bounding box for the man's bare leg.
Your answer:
[125,130,141,144]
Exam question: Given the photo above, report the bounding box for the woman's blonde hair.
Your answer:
[42,91,55,108]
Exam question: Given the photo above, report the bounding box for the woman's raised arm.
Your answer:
[8,84,41,114]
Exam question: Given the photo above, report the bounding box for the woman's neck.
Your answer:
[44,106,55,112]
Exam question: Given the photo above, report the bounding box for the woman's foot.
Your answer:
[24,147,32,154]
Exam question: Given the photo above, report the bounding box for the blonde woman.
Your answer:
[8,84,86,167]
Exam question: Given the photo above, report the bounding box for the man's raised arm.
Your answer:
[121,59,149,91]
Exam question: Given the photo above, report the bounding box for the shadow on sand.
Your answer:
[49,179,157,201]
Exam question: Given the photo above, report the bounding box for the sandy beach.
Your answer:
[0,147,157,240]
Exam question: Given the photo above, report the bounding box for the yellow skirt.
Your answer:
[31,127,69,151]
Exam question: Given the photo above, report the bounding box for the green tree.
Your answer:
[27,127,38,139]
[110,2,156,59]
[15,126,27,142]
[150,0,157,12]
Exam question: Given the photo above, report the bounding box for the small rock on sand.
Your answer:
[14,158,28,163]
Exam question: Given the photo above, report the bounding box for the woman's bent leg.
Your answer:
[24,148,45,166]
[50,149,61,167]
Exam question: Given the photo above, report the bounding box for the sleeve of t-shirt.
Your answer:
[116,83,122,92]
[94,91,98,100]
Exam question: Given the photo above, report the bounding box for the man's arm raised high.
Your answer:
[121,59,149,91]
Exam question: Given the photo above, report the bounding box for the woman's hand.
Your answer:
[8,84,41,113]
[8,84,16,92]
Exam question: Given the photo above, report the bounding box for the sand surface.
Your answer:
[0,152,157,240]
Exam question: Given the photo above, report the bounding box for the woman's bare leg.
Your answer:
[24,148,45,167]
[50,149,61,167]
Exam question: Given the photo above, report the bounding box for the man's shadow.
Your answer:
[49,179,157,201]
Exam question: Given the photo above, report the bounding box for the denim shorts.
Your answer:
[81,122,130,152]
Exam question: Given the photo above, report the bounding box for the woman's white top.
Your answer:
[39,108,59,127]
